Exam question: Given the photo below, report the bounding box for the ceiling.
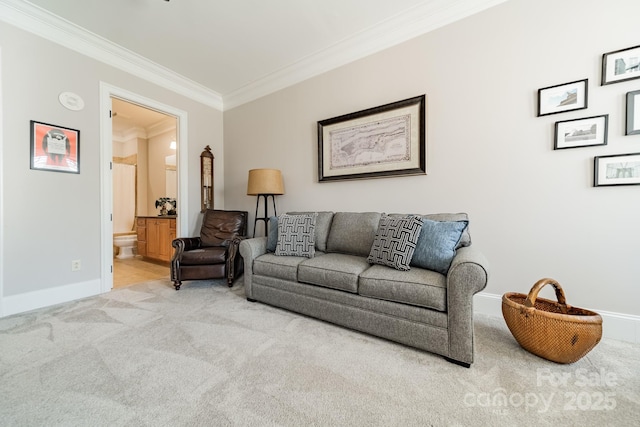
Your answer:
[7,0,507,109]
[111,98,174,137]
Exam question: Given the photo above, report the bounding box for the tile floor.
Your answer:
[113,257,170,288]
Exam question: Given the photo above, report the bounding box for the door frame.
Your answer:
[99,82,189,292]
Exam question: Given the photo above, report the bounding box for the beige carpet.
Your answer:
[0,278,638,426]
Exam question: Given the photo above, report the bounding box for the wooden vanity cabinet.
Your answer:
[136,216,176,262]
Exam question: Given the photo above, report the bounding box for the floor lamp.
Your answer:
[247,169,284,237]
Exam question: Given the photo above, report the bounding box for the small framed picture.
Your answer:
[626,90,640,135]
[554,115,608,150]
[594,152,640,187]
[601,44,640,85]
[30,120,80,174]
[538,79,588,116]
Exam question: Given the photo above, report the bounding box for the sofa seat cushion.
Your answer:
[359,265,447,311]
[298,253,371,293]
[180,247,226,265]
[253,253,307,282]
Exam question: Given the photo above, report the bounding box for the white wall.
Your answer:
[224,0,640,317]
[0,21,223,307]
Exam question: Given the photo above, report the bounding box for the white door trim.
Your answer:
[99,82,189,293]
[0,47,4,316]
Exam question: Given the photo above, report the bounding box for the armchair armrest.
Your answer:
[170,237,202,283]
[172,237,202,253]
[226,235,248,285]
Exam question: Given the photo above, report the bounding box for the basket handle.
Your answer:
[525,278,568,314]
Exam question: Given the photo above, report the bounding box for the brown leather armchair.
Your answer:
[170,209,248,290]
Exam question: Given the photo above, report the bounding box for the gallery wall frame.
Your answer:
[594,152,640,187]
[601,44,640,86]
[554,115,608,150]
[317,95,426,182]
[538,79,588,116]
[30,120,80,174]
[626,90,640,136]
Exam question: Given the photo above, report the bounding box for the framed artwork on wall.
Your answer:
[317,95,426,182]
[30,120,80,174]
[626,90,640,135]
[601,44,640,85]
[594,152,640,187]
[537,79,588,116]
[554,115,608,150]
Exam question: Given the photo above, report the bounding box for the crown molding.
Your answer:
[147,117,177,139]
[112,127,146,143]
[223,0,508,110]
[1,0,507,111]
[0,0,223,111]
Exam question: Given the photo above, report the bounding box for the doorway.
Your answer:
[111,98,177,288]
[100,83,189,293]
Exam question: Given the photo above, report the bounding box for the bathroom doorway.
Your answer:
[111,97,178,288]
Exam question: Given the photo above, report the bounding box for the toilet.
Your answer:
[114,233,137,259]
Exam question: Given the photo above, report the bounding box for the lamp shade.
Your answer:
[247,169,284,195]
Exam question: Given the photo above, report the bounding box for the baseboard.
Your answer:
[2,279,103,317]
[474,292,640,344]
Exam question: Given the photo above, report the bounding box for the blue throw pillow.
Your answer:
[266,216,278,252]
[410,219,468,274]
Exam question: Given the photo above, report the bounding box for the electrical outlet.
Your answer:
[71,259,81,271]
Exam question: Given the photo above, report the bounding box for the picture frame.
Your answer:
[626,90,640,135]
[594,152,640,187]
[317,95,425,182]
[30,120,80,174]
[554,115,608,150]
[601,44,640,85]
[538,79,588,116]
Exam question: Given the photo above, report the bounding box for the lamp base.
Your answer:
[253,194,278,237]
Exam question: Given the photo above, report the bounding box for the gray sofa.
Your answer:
[239,211,489,367]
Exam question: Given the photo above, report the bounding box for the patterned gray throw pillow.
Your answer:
[367,214,424,271]
[275,213,318,258]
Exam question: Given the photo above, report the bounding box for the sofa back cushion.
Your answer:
[326,212,381,257]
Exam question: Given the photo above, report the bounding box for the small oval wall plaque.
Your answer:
[58,92,85,111]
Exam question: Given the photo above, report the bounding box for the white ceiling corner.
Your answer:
[0,0,508,111]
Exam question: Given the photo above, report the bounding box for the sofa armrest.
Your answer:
[239,237,268,299]
[446,245,490,365]
[448,245,489,296]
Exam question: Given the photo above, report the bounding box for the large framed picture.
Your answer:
[554,115,608,150]
[538,79,588,116]
[594,152,640,187]
[626,90,640,135]
[317,95,426,182]
[30,120,80,174]
[601,44,640,85]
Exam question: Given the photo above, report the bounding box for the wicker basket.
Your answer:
[502,278,602,364]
